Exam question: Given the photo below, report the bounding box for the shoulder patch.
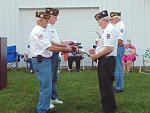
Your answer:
[107,34,110,39]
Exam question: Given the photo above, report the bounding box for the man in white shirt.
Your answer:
[45,8,68,106]
[110,12,127,93]
[89,10,118,113]
[29,11,72,113]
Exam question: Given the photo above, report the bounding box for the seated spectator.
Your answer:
[122,39,136,73]
[68,48,83,72]
[24,45,34,73]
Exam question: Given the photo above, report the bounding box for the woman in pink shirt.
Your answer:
[122,39,136,73]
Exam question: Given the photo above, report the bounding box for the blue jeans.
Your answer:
[51,52,60,100]
[115,46,125,90]
[32,58,52,113]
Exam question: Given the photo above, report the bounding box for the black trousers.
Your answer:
[98,56,117,113]
[68,56,82,71]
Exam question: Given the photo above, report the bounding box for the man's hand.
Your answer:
[62,42,69,47]
[89,48,95,54]
[90,54,98,61]
[66,46,72,52]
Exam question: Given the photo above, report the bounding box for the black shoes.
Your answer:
[35,108,58,113]
[99,111,116,113]
[114,88,124,93]
[47,108,57,113]
[99,105,117,113]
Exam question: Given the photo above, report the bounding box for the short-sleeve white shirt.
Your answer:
[96,23,118,56]
[29,25,52,58]
[114,21,126,43]
[47,24,61,44]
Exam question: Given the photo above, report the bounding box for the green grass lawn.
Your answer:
[0,70,150,113]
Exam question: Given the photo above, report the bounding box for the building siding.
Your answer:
[18,0,100,8]
[0,0,19,45]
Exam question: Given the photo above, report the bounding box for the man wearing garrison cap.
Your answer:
[110,11,127,93]
[46,8,59,16]
[29,11,72,113]
[89,10,118,113]
[45,8,68,107]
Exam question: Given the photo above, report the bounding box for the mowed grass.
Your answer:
[0,70,150,113]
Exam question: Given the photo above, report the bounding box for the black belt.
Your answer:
[32,55,52,63]
[98,56,115,60]
[32,56,51,59]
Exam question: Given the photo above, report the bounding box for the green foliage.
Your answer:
[0,70,150,113]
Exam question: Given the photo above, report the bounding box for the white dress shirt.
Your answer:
[29,25,52,58]
[96,23,118,56]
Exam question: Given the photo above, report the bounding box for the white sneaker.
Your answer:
[50,103,55,109]
[29,70,33,73]
[51,99,63,104]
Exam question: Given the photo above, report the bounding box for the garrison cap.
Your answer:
[35,11,50,20]
[45,8,59,16]
[95,10,109,21]
[110,12,121,17]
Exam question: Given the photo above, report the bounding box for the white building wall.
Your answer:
[100,0,150,65]
[18,0,100,8]
[0,0,19,45]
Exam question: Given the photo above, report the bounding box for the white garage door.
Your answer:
[19,8,100,66]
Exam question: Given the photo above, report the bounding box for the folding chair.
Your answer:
[139,48,150,74]
[7,45,20,71]
[67,56,85,72]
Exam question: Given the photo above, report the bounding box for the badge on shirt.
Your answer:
[120,29,123,33]
[107,34,110,39]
